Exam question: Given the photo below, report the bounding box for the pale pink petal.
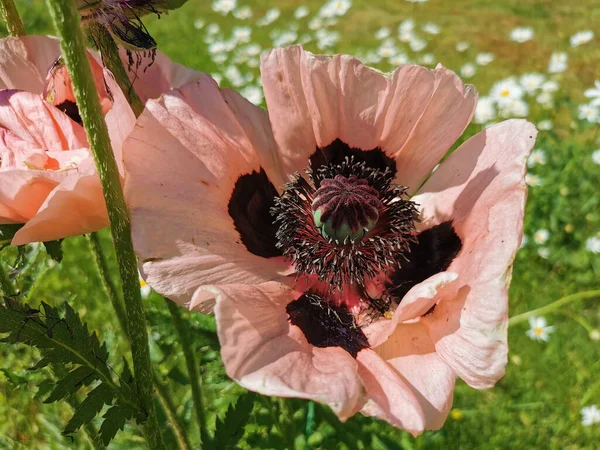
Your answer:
[12,161,107,245]
[124,77,288,312]
[103,70,136,173]
[261,46,476,191]
[356,349,426,436]
[0,36,59,93]
[119,48,205,102]
[413,119,537,389]
[0,90,87,151]
[392,65,478,193]
[374,322,456,430]
[209,282,362,420]
[363,271,458,348]
[0,169,67,223]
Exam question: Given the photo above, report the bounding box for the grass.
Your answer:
[1,0,600,448]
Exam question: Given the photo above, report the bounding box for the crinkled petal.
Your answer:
[0,90,87,151]
[374,322,456,430]
[119,48,206,103]
[124,77,288,312]
[363,271,458,348]
[413,119,537,389]
[356,349,426,436]
[0,169,67,224]
[210,282,362,420]
[392,65,478,193]
[260,46,476,192]
[12,159,107,245]
[0,36,60,93]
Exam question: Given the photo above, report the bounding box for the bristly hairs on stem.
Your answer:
[44,0,165,448]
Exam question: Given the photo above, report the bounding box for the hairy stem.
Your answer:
[0,0,25,36]
[45,1,164,448]
[87,23,144,117]
[154,373,193,450]
[165,299,209,449]
[88,232,128,337]
[508,289,600,326]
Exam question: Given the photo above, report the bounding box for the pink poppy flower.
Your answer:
[0,35,203,245]
[124,45,537,435]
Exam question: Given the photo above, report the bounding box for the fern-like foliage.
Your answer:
[0,297,139,446]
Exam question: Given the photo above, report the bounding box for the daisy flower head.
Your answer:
[533,229,550,244]
[591,149,600,165]
[456,42,470,52]
[294,6,309,20]
[581,405,600,426]
[233,5,252,20]
[460,63,476,79]
[510,27,534,43]
[584,81,600,107]
[212,0,237,15]
[537,120,552,130]
[526,316,555,341]
[570,30,594,47]
[124,45,537,435]
[578,104,600,123]
[586,236,600,254]
[476,52,494,66]
[547,52,567,73]
[527,149,547,167]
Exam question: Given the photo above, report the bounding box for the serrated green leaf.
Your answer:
[45,366,97,403]
[99,405,135,446]
[214,392,256,449]
[42,240,63,262]
[64,383,114,435]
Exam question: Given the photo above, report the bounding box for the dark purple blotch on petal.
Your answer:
[310,139,396,188]
[228,169,282,258]
[388,221,462,300]
[287,293,369,357]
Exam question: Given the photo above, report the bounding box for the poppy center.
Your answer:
[312,175,382,242]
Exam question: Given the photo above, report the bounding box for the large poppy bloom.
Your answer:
[0,35,202,245]
[124,45,536,435]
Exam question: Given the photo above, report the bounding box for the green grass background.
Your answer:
[1,0,600,449]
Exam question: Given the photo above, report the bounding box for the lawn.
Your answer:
[1,0,599,449]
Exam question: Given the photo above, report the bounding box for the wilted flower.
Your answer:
[0,35,202,245]
[125,45,536,435]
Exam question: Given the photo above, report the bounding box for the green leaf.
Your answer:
[43,240,63,262]
[45,366,97,403]
[99,404,135,446]
[214,392,256,449]
[64,383,114,435]
[0,224,23,251]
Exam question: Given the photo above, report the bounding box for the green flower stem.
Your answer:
[153,373,192,450]
[0,262,15,296]
[87,23,144,117]
[508,289,600,327]
[0,0,25,36]
[165,299,209,449]
[45,1,164,449]
[88,232,129,337]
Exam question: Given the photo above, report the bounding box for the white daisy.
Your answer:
[212,0,236,15]
[257,8,280,26]
[419,53,435,65]
[422,23,440,35]
[591,149,600,165]
[586,236,600,254]
[525,173,543,186]
[409,36,427,52]
[520,73,545,93]
[476,52,494,65]
[570,30,594,47]
[578,104,600,123]
[240,85,264,105]
[548,52,568,73]
[456,42,470,52]
[537,247,550,259]
[528,149,547,167]
[294,6,309,19]
[537,120,552,130]
[460,63,476,78]
[526,316,555,341]
[584,81,600,107]
[533,229,550,244]
[474,97,496,124]
[581,405,600,426]
[375,27,391,40]
[541,80,559,93]
[490,77,524,105]
[193,19,205,30]
[233,5,252,19]
[510,27,534,43]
